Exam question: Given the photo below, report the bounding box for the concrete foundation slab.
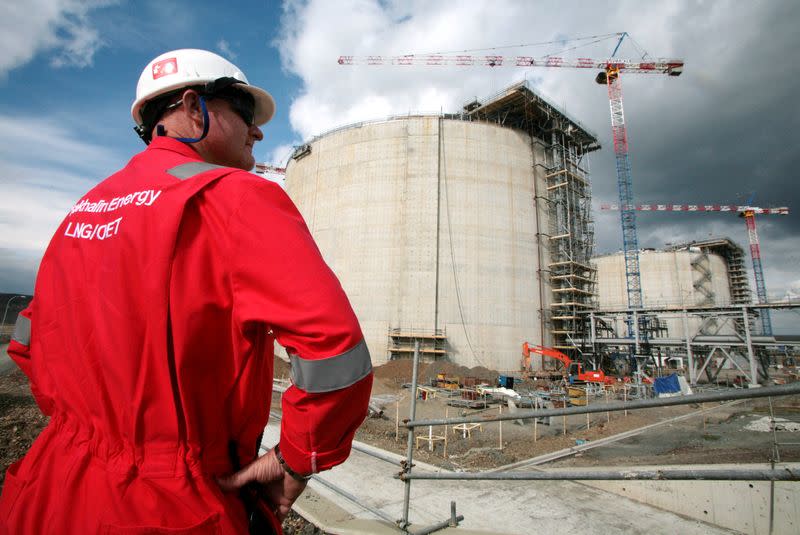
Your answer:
[260,423,734,534]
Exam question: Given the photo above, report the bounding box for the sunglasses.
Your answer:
[209,89,256,127]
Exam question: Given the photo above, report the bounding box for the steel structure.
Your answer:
[602,203,789,335]
[667,238,752,336]
[603,62,643,309]
[338,32,684,313]
[744,209,771,333]
[460,82,599,353]
[583,301,800,387]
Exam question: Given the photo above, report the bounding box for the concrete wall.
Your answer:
[593,250,735,337]
[578,463,800,535]
[284,116,547,371]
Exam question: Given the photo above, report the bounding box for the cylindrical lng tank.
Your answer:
[284,116,549,371]
[593,249,734,337]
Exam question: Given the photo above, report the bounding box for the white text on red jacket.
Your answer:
[65,190,161,241]
[64,217,123,241]
[69,189,162,214]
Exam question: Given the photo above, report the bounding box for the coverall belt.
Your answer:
[290,339,372,393]
[48,413,231,478]
[12,315,30,346]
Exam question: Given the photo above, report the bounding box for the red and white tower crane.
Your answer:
[338,33,683,313]
[254,163,286,175]
[601,202,789,335]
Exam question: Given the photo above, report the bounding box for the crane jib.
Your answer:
[337,55,684,75]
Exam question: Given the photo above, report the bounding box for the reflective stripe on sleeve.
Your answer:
[12,315,30,346]
[290,340,372,393]
[166,162,227,180]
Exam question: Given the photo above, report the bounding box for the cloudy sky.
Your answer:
[1,0,798,331]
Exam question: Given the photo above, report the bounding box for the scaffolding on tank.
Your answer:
[387,328,447,361]
[665,237,753,336]
[461,82,600,355]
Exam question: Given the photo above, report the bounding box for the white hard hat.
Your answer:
[131,48,275,127]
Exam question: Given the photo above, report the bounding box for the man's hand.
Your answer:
[217,448,308,522]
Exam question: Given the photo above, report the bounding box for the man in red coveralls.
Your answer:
[0,49,372,534]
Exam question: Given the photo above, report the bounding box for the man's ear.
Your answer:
[181,89,204,126]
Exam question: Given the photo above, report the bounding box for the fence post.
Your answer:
[499,405,503,450]
[586,388,590,430]
[400,341,421,529]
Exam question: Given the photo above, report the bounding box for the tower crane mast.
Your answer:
[743,209,769,332]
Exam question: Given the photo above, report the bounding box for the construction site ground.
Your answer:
[273,356,800,534]
[344,358,800,471]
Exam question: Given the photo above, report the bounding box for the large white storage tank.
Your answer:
[593,249,735,337]
[284,116,543,370]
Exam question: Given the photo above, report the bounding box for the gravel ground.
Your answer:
[358,359,800,471]
[0,366,47,488]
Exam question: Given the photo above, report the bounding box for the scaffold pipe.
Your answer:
[400,467,799,482]
[405,383,800,428]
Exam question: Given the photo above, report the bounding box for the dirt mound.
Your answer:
[373,358,426,382]
[373,358,499,387]
[422,361,498,385]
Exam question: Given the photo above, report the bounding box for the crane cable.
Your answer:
[439,118,487,369]
[414,32,623,57]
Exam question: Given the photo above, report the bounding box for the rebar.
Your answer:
[405,382,800,428]
[411,515,465,535]
[400,467,799,482]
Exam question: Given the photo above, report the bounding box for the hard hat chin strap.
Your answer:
[173,96,211,144]
[137,95,211,145]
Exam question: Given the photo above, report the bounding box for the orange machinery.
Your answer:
[522,343,613,384]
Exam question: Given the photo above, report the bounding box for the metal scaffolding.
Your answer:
[387,328,447,361]
[666,237,753,336]
[583,301,800,387]
[462,82,600,354]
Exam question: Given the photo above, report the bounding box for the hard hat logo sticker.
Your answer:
[152,58,178,80]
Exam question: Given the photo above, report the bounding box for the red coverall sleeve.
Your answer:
[7,304,54,415]
[7,306,32,377]
[229,178,373,475]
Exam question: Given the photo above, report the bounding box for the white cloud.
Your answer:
[0,115,121,175]
[785,280,800,300]
[269,143,295,167]
[277,0,537,139]
[217,38,236,60]
[0,0,111,76]
[275,0,694,140]
[275,0,800,331]
[0,114,122,290]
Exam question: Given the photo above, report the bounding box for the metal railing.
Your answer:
[403,382,800,429]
